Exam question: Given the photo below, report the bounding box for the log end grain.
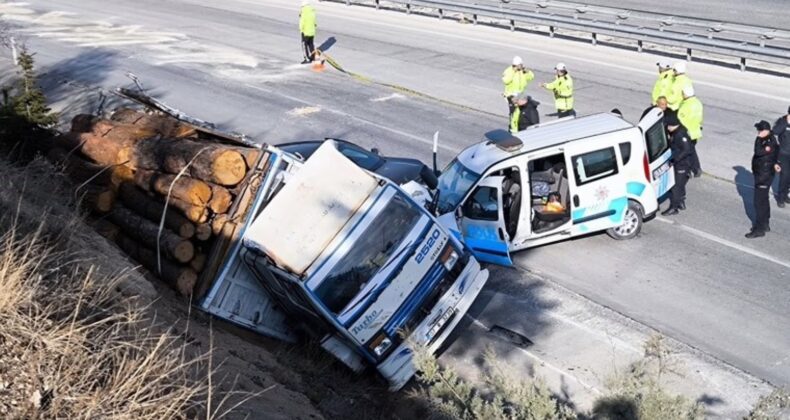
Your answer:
[173,240,195,264]
[195,223,212,241]
[176,269,198,296]
[211,150,247,186]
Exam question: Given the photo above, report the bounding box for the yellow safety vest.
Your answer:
[502,66,534,97]
[678,96,703,141]
[300,5,316,37]
[667,74,693,111]
[651,70,674,105]
[544,75,574,111]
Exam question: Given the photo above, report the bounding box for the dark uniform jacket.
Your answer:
[772,117,790,156]
[515,100,540,131]
[670,126,694,171]
[752,134,780,187]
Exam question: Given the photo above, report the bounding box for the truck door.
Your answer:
[639,108,675,198]
[565,140,629,236]
[459,176,513,266]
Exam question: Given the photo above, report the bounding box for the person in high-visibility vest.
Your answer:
[652,61,674,106]
[299,0,317,64]
[542,63,575,118]
[666,62,693,113]
[677,85,704,177]
[509,94,540,133]
[502,56,535,122]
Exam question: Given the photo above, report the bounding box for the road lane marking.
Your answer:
[656,217,790,270]
[371,93,405,102]
[261,0,789,103]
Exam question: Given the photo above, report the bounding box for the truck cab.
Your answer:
[434,110,672,266]
[201,141,488,390]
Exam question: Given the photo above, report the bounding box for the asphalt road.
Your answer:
[1,0,789,403]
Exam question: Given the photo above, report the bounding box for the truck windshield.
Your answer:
[437,159,481,214]
[314,193,422,314]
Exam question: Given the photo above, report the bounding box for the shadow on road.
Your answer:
[733,165,755,226]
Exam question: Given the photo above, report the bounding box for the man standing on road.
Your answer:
[509,94,540,133]
[652,61,674,108]
[771,107,790,208]
[746,121,781,238]
[502,56,534,122]
[677,85,703,177]
[542,63,575,118]
[662,114,693,215]
[299,0,317,64]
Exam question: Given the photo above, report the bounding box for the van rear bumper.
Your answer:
[376,258,489,391]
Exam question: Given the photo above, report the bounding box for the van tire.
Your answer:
[607,201,643,240]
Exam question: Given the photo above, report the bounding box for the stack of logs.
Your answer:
[42,109,260,296]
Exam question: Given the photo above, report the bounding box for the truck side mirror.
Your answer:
[420,165,439,190]
[371,147,380,155]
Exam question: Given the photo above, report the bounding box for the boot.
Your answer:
[745,229,765,238]
[661,207,679,216]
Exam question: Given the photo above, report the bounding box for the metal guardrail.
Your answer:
[323,0,790,71]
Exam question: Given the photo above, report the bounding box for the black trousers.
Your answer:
[670,167,689,209]
[754,182,773,231]
[778,154,790,202]
[689,140,701,173]
[302,34,315,61]
[558,109,576,118]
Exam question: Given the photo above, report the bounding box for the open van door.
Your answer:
[459,176,513,266]
[639,108,675,198]
[565,139,629,235]
[199,146,301,342]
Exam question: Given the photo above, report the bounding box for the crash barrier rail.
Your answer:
[321,0,790,71]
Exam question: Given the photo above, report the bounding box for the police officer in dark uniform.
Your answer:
[662,113,694,215]
[772,106,790,208]
[746,120,782,238]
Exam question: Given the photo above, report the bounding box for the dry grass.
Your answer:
[0,157,219,419]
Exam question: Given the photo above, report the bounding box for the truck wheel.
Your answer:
[607,201,643,240]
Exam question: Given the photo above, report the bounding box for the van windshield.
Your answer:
[437,159,481,214]
[314,193,422,314]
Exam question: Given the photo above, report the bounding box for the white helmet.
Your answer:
[512,56,523,66]
[682,85,695,97]
[301,0,310,6]
[555,62,567,71]
[673,62,687,74]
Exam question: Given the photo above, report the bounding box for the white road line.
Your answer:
[656,216,790,270]
[465,314,602,394]
[244,83,461,153]
[262,0,789,103]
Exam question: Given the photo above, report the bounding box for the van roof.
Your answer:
[458,113,636,174]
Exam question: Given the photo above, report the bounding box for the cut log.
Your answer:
[47,147,134,188]
[133,137,247,186]
[90,219,121,242]
[118,183,196,238]
[232,147,262,169]
[166,197,210,224]
[108,205,195,263]
[116,234,197,296]
[110,109,196,138]
[78,185,116,213]
[195,223,212,241]
[71,114,98,133]
[189,253,206,272]
[208,184,233,214]
[211,214,229,237]
[134,169,212,207]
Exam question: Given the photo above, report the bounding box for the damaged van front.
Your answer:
[234,141,488,389]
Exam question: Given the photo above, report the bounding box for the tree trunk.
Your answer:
[208,184,233,214]
[189,253,206,272]
[78,185,116,213]
[117,183,196,238]
[166,196,210,224]
[211,214,229,237]
[108,205,195,263]
[231,147,262,169]
[134,169,212,207]
[195,223,212,241]
[90,219,121,242]
[109,109,196,138]
[116,234,197,296]
[47,147,134,188]
[132,137,247,186]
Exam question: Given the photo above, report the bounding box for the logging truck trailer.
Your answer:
[200,140,489,390]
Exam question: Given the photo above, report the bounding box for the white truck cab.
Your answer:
[434,109,673,266]
[201,141,488,390]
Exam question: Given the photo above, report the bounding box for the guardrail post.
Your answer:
[375,0,379,10]
[406,2,411,14]
[637,40,643,52]
[592,33,597,45]
[473,14,477,25]
[740,57,746,71]
[345,0,350,5]
[686,48,692,61]
[510,19,515,31]
[438,8,443,19]
[549,26,555,38]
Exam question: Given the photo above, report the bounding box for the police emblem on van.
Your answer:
[415,229,441,264]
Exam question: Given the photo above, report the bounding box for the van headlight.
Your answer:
[441,247,459,271]
[369,332,393,358]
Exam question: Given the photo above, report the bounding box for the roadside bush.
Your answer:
[745,388,790,420]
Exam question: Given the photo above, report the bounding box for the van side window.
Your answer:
[619,142,632,165]
[571,147,619,186]
[463,186,499,221]
[644,121,669,163]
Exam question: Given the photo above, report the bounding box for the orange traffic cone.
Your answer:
[311,49,325,72]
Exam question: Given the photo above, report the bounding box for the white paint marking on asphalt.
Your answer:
[244,83,461,153]
[371,93,405,102]
[656,217,790,270]
[465,314,602,394]
[262,1,789,103]
[287,106,321,116]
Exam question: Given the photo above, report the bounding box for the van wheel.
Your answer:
[607,201,643,240]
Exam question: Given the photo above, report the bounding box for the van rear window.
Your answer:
[645,121,669,163]
[571,147,619,186]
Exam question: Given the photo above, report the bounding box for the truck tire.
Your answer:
[607,201,643,240]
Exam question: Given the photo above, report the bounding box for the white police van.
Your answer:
[433,109,673,266]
